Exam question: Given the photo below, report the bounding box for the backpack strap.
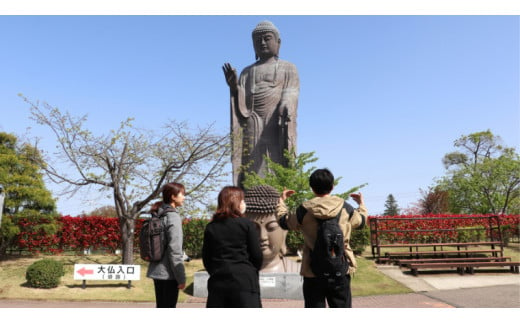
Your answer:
[152,205,176,218]
[331,206,343,224]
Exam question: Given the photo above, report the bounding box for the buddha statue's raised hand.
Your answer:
[222,63,238,93]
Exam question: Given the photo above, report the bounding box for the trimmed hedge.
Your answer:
[182,218,208,258]
[25,259,64,288]
[369,214,520,244]
[4,214,517,257]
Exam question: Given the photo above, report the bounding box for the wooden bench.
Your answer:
[375,241,503,262]
[369,215,516,276]
[378,241,502,247]
[377,241,502,251]
[409,261,520,276]
[385,249,502,256]
[383,249,503,263]
[369,215,505,263]
[396,257,511,267]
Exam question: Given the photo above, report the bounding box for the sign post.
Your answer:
[74,264,141,289]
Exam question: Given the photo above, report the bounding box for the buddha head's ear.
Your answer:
[280,230,288,255]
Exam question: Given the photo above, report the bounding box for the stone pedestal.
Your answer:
[193,271,303,300]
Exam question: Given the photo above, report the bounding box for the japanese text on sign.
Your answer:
[74,264,141,281]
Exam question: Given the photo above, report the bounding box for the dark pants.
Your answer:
[303,275,351,308]
[206,289,262,308]
[153,279,180,308]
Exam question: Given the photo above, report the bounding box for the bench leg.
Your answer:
[457,267,464,275]
[412,268,418,276]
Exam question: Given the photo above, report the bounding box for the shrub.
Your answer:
[25,259,64,288]
[500,225,511,246]
[183,218,209,258]
[351,225,370,255]
[456,225,486,242]
[285,230,304,255]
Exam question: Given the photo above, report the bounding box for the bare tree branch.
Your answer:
[21,95,231,264]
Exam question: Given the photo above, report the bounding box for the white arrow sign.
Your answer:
[74,264,141,281]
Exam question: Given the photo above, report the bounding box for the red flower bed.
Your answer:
[58,216,122,252]
[15,216,61,253]
[6,214,519,255]
[11,215,123,254]
[368,214,519,244]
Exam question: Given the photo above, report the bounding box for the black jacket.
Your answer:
[202,217,263,293]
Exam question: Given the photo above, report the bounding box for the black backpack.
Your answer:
[139,206,173,262]
[310,207,349,281]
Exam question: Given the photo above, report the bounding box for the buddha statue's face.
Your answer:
[253,31,280,60]
[249,212,287,264]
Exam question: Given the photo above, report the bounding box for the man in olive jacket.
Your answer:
[277,168,367,308]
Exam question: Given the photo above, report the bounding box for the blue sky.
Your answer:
[0,13,518,216]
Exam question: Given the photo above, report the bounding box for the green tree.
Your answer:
[438,130,520,214]
[418,186,450,214]
[23,97,230,264]
[242,150,367,254]
[0,132,59,256]
[242,150,367,212]
[86,205,117,218]
[383,194,400,216]
[242,150,316,212]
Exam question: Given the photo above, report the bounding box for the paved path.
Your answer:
[1,285,518,308]
[0,292,452,308]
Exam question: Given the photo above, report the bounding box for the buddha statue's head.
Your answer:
[244,185,287,268]
[252,20,281,61]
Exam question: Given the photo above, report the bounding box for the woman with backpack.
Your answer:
[146,182,187,308]
[202,186,263,307]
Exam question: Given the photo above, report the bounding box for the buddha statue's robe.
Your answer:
[230,58,299,185]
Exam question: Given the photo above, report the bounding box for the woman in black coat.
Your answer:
[202,186,263,308]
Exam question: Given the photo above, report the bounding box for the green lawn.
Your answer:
[1,244,517,303]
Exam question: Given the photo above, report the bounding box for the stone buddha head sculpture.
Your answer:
[252,20,281,61]
[244,185,288,272]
